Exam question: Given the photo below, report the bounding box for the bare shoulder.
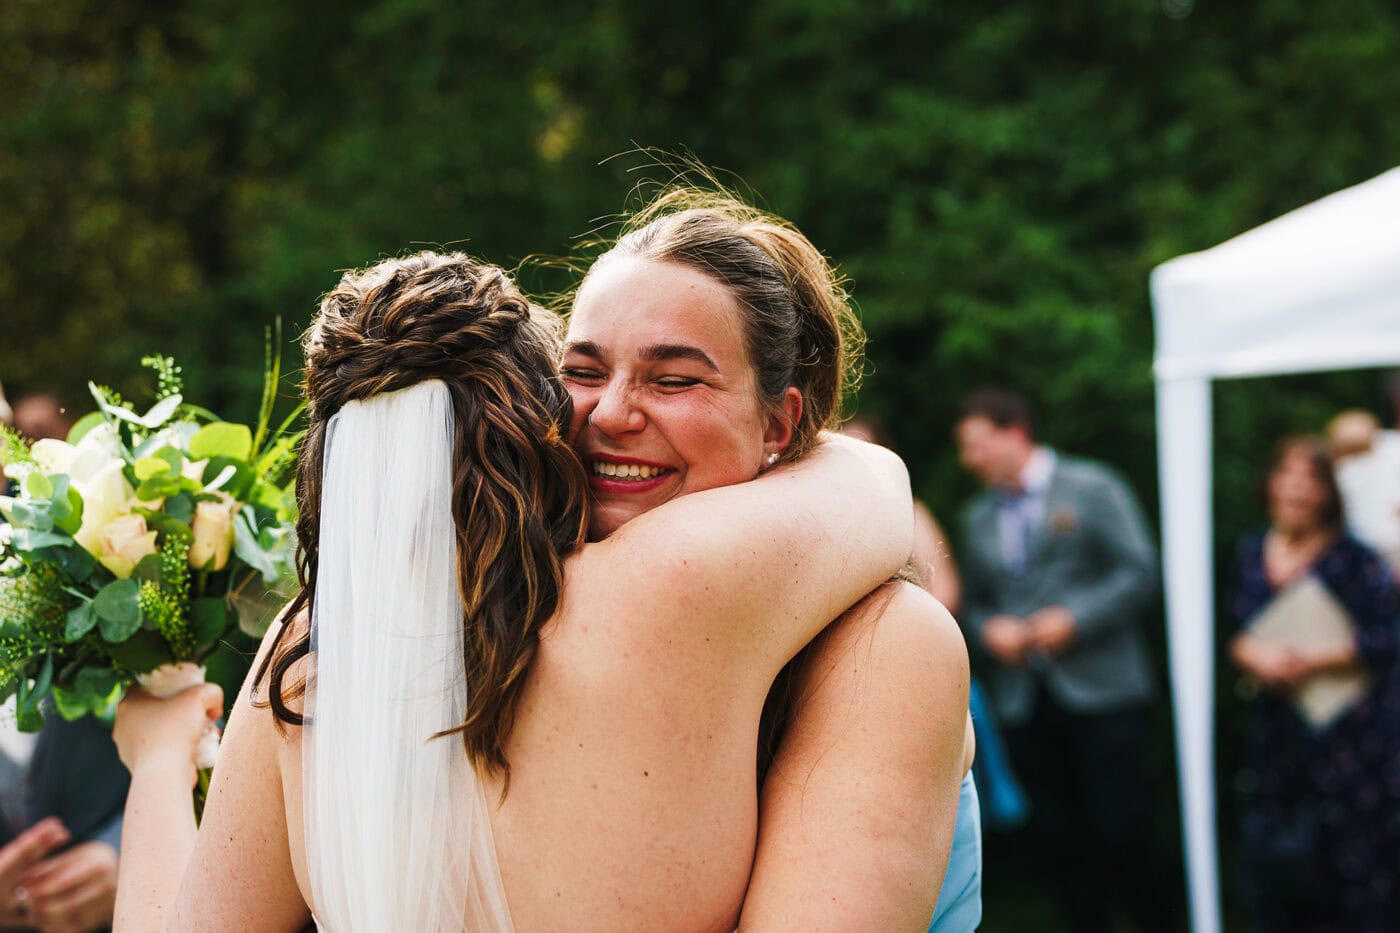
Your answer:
[741,582,970,930]
[800,581,969,705]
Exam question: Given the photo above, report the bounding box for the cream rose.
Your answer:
[95,513,159,578]
[189,493,239,571]
[70,460,158,578]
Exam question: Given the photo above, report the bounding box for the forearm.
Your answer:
[113,761,197,932]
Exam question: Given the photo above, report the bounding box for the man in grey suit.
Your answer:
[956,388,1170,933]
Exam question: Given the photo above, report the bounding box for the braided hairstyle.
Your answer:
[255,251,589,784]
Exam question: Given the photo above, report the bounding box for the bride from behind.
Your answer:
[112,250,912,931]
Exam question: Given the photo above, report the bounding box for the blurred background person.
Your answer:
[0,392,124,933]
[10,396,73,447]
[842,417,1029,834]
[954,387,1168,933]
[1327,404,1400,578]
[1227,435,1400,933]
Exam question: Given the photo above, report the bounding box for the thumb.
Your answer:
[194,682,225,720]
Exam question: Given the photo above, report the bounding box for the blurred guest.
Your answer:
[0,398,125,933]
[1228,436,1400,933]
[1327,407,1400,576]
[955,388,1167,933]
[11,395,74,444]
[0,383,12,433]
[842,417,1029,832]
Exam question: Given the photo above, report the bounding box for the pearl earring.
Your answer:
[766,452,779,467]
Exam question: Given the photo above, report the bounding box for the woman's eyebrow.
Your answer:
[563,339,604,359]
[640,344,718,371]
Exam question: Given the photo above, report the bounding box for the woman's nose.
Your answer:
[587,379,645,436]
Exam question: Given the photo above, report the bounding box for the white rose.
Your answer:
[72,461,142,561]
[95,513,158,578]
[67,423,124,485]
[136,661,206,699]
[189,493,239,572]
[29,438,77,475]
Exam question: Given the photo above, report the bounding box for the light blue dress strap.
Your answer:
[928,773,983,931]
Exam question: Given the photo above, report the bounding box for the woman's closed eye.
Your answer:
[655,375,702,389]
[560,366,605,384]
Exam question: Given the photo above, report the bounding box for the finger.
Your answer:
[195,681,225,719]
[19,853,85,899]
[33,879,113,932]
[0,819,69,877]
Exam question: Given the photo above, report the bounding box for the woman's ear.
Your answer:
[763,387,803,454]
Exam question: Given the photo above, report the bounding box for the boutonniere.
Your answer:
[1048,509,1078,535]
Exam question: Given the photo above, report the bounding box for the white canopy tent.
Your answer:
[1151,166,1400,933]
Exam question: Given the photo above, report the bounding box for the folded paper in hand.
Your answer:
[1247,575,1370,728]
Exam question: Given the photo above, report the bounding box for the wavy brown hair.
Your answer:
[253,251,589,784]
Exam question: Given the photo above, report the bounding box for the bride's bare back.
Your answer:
[182,436,910,932]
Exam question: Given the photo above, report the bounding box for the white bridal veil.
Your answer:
[304,380,513,932]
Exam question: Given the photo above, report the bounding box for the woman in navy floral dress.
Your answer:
[1229,436,1400,933]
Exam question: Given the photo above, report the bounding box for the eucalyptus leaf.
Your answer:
[190,598,231,653]
[54,543,98,584]
[233,511,280,583]
[65,602,98,641]
[106,630,172,674]
[23,471,53,500]
[135,475,185,501]
[67,411,106,445]
[75,665,120,700]
[189,423,252,462]
[12,528,71,550]
[165,493,194,524]
[132,553,165,584]
[202,457,252,499]
[93,579,142,641]
[135,457,172,481]
[7,500,54,532]
[48,476,83,535]
[204,464,238,492]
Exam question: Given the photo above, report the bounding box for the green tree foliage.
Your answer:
[3,4,1398,921]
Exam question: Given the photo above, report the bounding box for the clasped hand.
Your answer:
[982,607,1078,666]
[0,818,117,933]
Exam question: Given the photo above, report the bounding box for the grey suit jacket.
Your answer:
[961,453,1158,726]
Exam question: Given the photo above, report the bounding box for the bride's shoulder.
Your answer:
[245,599,312,724]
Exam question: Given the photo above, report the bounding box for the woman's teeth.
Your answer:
[592,462,664,480]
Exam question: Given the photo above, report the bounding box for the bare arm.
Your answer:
[113,616,311,932]
[739,583,972,930]
[912,500,961,615]
[571,432,913,671]
[112,683,223,932]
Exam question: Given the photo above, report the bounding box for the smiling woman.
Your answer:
[559,185,979,930]
[564,255,801,538]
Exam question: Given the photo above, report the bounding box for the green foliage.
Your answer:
[3,2,1397,918]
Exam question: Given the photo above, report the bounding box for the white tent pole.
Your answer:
[1155,375,1221,933]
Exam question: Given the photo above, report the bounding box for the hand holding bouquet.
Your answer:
[0,353,300,808]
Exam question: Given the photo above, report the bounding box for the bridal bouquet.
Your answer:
[0,352,301,777]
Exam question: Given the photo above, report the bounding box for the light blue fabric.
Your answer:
[968,678,1029,830]
[928,773,983,931]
